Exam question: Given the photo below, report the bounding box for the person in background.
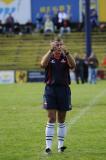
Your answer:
[88,53,99,84]
[44,16,54,35]
[14,21,20,34]
[52,11,59,32]
[25,20,33,34]
[35,13,43,32]
[5,14,14,34]
[83,55,89,83]
[90,9,99,30]
[40,37,76,154]
[59,16,71,36]
[58,9,68,25]
[0,20,3,34]
[74,53,84,84]
[101,54,106,67]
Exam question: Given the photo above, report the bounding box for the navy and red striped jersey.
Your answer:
[45,54,71,85]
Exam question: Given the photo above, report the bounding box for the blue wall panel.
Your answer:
[31,0,80,23]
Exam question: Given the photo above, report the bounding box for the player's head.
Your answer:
[51,37,64,52]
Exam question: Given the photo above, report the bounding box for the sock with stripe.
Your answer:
[45,122,55,149]
[57,123,67,149]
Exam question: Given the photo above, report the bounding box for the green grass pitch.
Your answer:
[0,81,106,160]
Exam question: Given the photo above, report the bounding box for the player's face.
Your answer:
[51,40,64,59]
[53,42,63,59]
[54,43,62,59]
[54,42,63,52]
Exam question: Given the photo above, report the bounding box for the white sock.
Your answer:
[45,122,55,149]
[57,123,67,149]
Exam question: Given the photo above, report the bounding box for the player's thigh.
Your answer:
[44,85,57,109]
[57,86,71,109]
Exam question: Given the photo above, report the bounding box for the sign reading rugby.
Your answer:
[0,0,31,24]
[31,0,80,23]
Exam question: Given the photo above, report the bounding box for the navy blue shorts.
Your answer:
[43,85,72,111]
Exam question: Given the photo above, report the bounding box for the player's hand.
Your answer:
[51,42,60,52]
[62,46,69,55]
[61,44,67,52]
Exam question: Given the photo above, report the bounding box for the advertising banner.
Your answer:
[98,0,106,22]
[31,0,80,23]
[15,70,27,83]
[0,70,15,84]
[28,71,45,82]
[0,0,31,24]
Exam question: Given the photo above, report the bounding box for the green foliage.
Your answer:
[0,81,106,160]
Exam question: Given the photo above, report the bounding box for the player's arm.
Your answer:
[62,44,76,69]
[40,49,53,68]
[65,52,76,69]
[63,48,76,69]
[41,41,57,68]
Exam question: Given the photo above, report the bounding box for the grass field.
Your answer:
[0,81,106,160]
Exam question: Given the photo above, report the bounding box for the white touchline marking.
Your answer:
[53,89,106,146]
[68,89,106,127]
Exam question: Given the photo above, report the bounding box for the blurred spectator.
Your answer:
[58,9,68,29]
[5,14,14,33]
[0,20,3,34]
[80,9,99,32]
[35,13,43,32]
[57,9,71,36]
[58,9,68,24]
[83,55,89,83]
[14,22,20,34]
[24,20,33,34]
[77,12,85,32]
[52,12,59,32]
[101,54,106,67]
[90,9,99,30]
[88,53,99,84]
[59,17,71,36]
[43,11,50,23]
[74,53,84,84]
[44,17,54,35]
[99,23,106,32]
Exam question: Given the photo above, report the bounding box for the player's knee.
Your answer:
[58,119,65,123]
[48,116,56,123]
[48,110,56,123]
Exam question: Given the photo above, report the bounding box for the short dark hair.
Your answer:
[54,37,62,42]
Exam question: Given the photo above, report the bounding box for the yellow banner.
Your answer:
[15,70,27,83]
[98,0,106,22]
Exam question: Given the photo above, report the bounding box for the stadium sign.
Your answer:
[15,70,27,83]
[31,0,81,23]
[28,71,45,82]
[0,0,31,24]
[0,70,15,84]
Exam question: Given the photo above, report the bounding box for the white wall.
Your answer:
[0,0,31,24]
